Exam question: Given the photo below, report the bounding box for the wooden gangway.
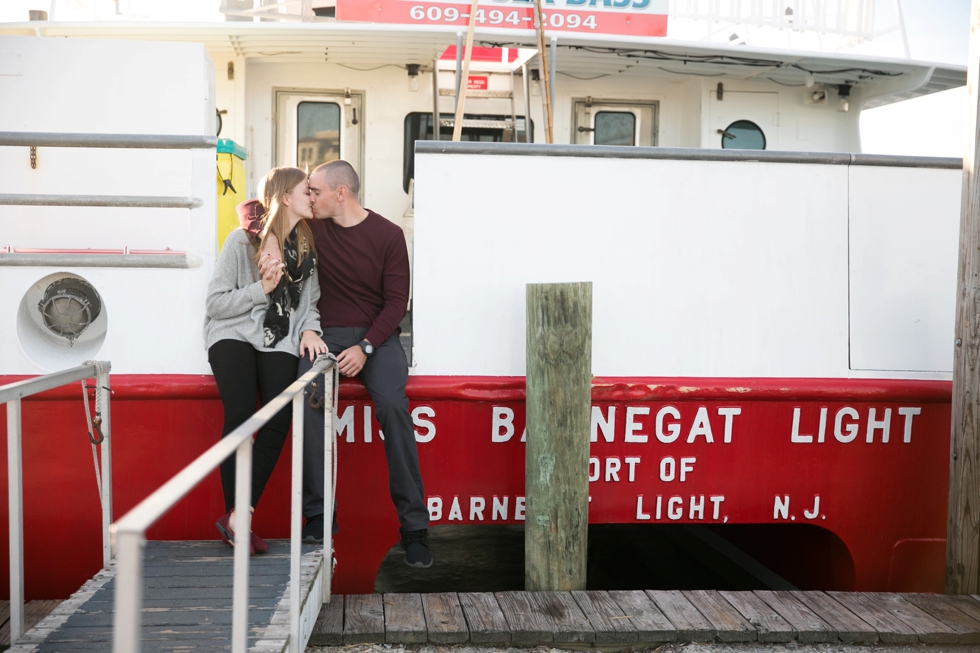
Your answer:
[10,540,324,653]
[310,588,980,646]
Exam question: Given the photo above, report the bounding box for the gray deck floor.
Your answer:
[9,540,323,653]
[311,589,980,647]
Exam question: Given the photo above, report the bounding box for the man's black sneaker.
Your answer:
[302,514,324,544]
[400,527,432,568]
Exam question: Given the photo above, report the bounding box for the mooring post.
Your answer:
[948,0,980,595]
[525,282,592,591]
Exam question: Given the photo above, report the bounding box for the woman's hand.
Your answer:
[259,253,284,295]
[300,330,329,361]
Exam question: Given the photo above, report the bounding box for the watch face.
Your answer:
[362,342,374,355]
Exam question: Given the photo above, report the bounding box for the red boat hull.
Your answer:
[0,374,950,599]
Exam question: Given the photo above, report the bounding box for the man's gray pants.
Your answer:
[298,327,430,533]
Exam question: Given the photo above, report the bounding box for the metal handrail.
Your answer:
[0,132,216,149]
[0,194,204,209]
[0,252,202,269]
[0,361,112,645]
[112,354,338,653]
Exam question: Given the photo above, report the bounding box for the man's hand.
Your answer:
[300,330,329,362]
[336,344,367,377]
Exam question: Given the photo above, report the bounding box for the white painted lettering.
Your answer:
[591,406,615,443]
[680,457,696,482]
[492,407,515,442]
[492,496,508,520]
[818,407,828,443]
[336,405,355,443]
[717,407,741,443]
[667,496,683,520]
[686,406,714,443]
[605,457,621,482]
[520,428,526,443]
[690,495,704,520]
[428,496,442,521]
[588,457,600,482]
[656,406,681,443]
[710,495,724,519]
[636,495,651,520]
[659,457,676,482]
[363,406,373,443]
[803,495,820,519]
[448,496,463,521]
[867,408,892,443]
[656,495,662,519]
[835,407,859,443]
[791,407,812,443]
[470,496,486,521]
[625,457,640,482]
[516,496,526,521]
[774,495,789,519]
[412,406,436,442]
[625,407,650,443]
[899,407,921,443]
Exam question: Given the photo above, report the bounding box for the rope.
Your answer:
[82,360,107,512]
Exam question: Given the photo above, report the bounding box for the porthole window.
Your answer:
[719,120,766,150]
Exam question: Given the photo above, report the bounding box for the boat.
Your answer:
[0,0,966,598]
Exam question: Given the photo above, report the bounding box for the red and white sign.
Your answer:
[466,75,488,90]
[337,0,669,37]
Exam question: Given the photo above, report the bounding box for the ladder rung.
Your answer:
[438,89,514,99]
[439,119,516,129]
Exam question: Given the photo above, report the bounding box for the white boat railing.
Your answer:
[111,354,338,653]
[0,361,113,645]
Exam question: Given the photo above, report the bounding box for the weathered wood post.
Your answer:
[948,0,980,595]
[525,282,592,591]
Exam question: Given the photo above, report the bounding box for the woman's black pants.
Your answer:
[208,339,299,513]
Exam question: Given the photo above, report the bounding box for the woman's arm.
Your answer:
[205,236,281,320]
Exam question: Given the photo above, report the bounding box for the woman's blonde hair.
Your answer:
[254,166,315,269]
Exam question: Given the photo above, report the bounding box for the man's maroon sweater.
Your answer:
[307,211,410,348]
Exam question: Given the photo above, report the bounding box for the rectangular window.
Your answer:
[403,112,531,192]
[297,101,341,171]
[594,111,636,146]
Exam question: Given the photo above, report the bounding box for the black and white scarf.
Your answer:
[263,225,317,347]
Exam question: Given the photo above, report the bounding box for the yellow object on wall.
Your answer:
[216,139,247,255]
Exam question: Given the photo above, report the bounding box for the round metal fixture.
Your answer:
[37,277,103,343]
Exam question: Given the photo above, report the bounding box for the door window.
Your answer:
[719,119,766,150]
[297,101,341,170]
[594,111,636,146]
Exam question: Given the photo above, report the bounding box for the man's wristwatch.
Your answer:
[358,340,374,358]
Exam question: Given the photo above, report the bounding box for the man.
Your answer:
[298,159,431,568]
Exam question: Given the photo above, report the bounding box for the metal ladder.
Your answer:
[433,49,519,141]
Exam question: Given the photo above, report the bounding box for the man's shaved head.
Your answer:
[311,159,360,197]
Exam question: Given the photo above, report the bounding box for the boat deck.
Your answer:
[8,540,323,653]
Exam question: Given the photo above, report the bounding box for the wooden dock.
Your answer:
[310,589,980,647]
[7,540,324,653]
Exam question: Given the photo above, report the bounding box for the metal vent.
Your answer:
[37,277,102,343]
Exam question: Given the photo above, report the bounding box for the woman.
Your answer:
[203,166,328,554]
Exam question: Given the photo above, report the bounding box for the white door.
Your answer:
[573,100,657,146]
[275,90,363,198]
[709,91,778,150]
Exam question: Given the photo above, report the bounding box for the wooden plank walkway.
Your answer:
[311,590,980,647]
[7,540,324,653]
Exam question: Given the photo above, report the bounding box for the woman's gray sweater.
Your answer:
[203,228,322,355]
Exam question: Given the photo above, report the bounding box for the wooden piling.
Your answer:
[525,282,592,591]
[948,0,980,595]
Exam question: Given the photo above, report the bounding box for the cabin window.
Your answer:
[297,101,341,171]
[594,111,636,146]
[720,120,766,150]
[403,112,531,193]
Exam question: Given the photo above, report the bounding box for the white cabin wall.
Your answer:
[699,78,853,152]
[210,52,248,147]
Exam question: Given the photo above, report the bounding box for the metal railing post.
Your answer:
[290,391,304,653]
[322,366,335,604]
[7,398,23,644]
[112,529,144,653]
[231,441,252,653]
[99,370,114,568]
